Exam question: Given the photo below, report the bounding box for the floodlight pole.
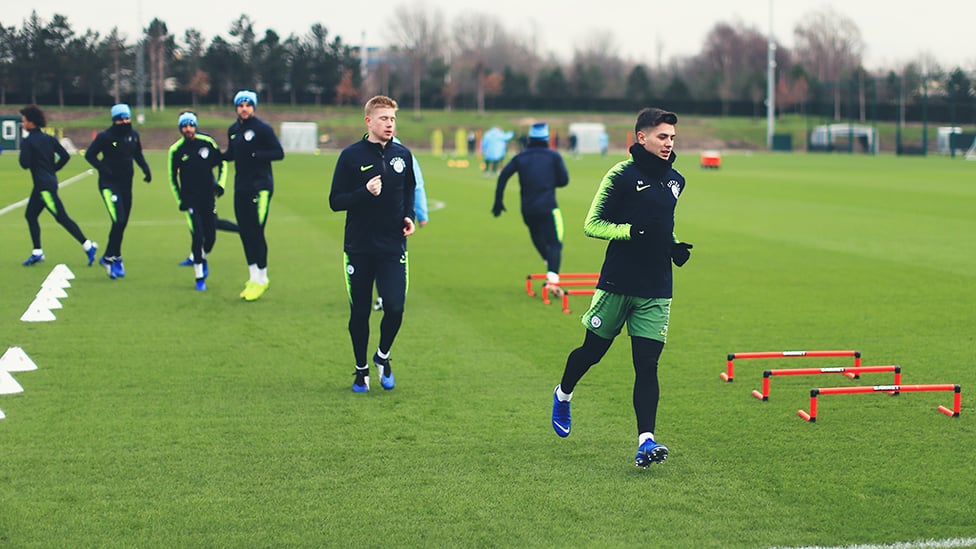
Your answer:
[766,0,776,149]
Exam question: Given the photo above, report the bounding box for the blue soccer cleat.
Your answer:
[373,352,395,390]
[178,257,193,267]
[112,259,126,279]
[551,387,572,438]
[99,256,116,279]
[352,368,370,393]
[86,243,98,266]
[635,438,669,468]
[22,253,45,266]
[195,279,207,291]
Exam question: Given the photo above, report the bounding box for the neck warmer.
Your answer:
[629,143,676,180]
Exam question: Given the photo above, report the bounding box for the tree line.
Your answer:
[2,7,974,123]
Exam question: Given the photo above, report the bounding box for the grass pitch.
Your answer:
[0,148,974,548]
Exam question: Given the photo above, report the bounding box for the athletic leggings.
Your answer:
[345,252,408,367]
[524,210,563,274]
[99,185,133,258]
[234,188,272,268]
[25,189,87,249]
[560,330,664,435]
[184,201,217,263]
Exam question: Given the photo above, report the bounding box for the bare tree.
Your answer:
[570,30,626,98]
[793,7,864,120]
[390,3,445,118]
[451,12,533,114]
[145,18,169,111]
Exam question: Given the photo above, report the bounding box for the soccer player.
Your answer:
[481,125,514,176]
[17,105,97,267]
[330,95,417,392]
[492,122,569,294]
[167,112,229,291]
[550,107,693,468]
[84,103,152,279]
[224,90,284,301]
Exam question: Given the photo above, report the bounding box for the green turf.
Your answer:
[0,149,974,548]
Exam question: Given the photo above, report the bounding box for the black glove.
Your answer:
[178,201,189,211]
[213,183,225,197]
[492,201,506,217]
[671,242,693,267]
[143,172,152,183]
[630,225,647,239]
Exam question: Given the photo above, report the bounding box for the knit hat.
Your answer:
[529,122,549,140]
[234,90,258,108]
[178,112,198,129]
[111,103,131,120]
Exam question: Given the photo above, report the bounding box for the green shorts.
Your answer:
[581,289,671,342]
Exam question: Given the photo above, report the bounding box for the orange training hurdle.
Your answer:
[797,384,961,422]
[525,273,599,297]
[722,350,861,382]
[751,365,900,401]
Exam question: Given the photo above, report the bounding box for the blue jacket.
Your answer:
[584,144,686,298]
[494,141,569,217]
[481,127,514,162]
[225,116,284,193]
[20,129,69,192]
[330,136,417,255]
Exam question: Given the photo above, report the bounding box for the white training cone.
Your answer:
[0,347,38,372]
[35,295,62,310]
[0,370,24,394]
[42,272,71,289]
[20,304,56,322]
[52,263,76,280]
[37,285,68,299]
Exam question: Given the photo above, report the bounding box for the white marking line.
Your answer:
[0,169,95,217]
[773,537,976,549]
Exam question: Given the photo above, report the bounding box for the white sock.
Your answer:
[83,240,93,251]
[639,432,655,445]
[248,264,259,282]
[32,248,43,256]
[258,267,268,285]
[193,263,204,279]
[555,385,572,402]
[377,348,390,360]
[547,271,560,284]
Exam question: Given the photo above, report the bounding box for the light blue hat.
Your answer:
[178,112,198,129]
[111,103,131,120]
[234,90,258,108]
[529,122,549,140]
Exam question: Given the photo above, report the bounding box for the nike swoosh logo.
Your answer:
[553,422,570,435]
[360,164,374,172]
[636,184,651,191]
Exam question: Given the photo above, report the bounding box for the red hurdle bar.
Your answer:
[526,273,599,297]
[561,289,596,314]
[798,384,961,422]
[752,365,900,401]
[542,280,598,304]
[722,350,861,382]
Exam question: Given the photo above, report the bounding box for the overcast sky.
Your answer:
[5,0,973,71]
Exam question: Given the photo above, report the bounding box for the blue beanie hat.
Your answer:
[529,122,549,140]
[178,112,198,129]
[234,90,258,108]
[111,103,131,120]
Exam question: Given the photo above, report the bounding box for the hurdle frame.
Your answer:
[525,273,599,297]
[560,289,596,314]
[541,280,597,305]
[722,350,861,382]
[797,384,961,422]
[752,365,900,401]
